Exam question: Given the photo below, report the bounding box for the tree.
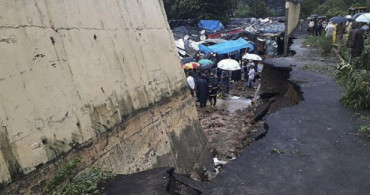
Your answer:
[249,0,271,18]
[163,0,235,22]
[234,0,252,18]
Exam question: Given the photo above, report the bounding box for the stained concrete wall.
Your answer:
[0,0,209,191]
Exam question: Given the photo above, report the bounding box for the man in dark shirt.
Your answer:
[350,23,364,63]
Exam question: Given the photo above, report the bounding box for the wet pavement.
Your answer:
[204,32,370,194]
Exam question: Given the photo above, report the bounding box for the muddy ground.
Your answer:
[196,62,303,169]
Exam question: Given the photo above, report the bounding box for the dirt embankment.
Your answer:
[198,62,303,168]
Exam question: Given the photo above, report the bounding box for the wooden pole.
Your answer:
[283,1,289,57]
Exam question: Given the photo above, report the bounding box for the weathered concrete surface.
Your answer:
[204,33,370,194]
[0,0,211,192]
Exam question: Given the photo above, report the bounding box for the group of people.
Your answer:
[186,69,224,108]
[307,15,369,63]
[185,60,257,108]
[307,18,326,36]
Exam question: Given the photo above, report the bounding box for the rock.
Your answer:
[189,171,201,181]
[203,171,217,181]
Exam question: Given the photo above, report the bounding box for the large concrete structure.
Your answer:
[0,0,209,193]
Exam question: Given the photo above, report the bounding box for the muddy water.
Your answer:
[217,96,252,113]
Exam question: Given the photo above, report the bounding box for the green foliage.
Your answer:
[45,157,82,193]
[44,158,115,195]
[335,37,370,109]
[314,0,347,17]
[248,0,271,18]
[163,0,235,23]
[54,168,115,195]
[303,35,333,56]
[300,0,369,18]
[234,1,251,18]
[199,0,235,23]
[357,38,370,70]
[271,148,284,154]
[359,124,370,138]
[336,63,370,109]
[300,0,320,18]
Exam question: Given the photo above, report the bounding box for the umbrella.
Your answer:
[182,62,199,69]
[217,59,241,71]
[330,16,347,24]
[198,59,214,69]
[181,57,196,64]
[242,53,262,61]
[310,14,318,18]
[355,13,370,23]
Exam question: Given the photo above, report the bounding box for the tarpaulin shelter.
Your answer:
[198,38,254,54]
[198,20,224,32]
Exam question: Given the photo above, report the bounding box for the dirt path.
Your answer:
[204,31,370,194]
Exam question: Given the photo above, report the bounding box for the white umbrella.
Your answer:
[355,13,370,23]
[217,59,241,71]
[242,53,262,61]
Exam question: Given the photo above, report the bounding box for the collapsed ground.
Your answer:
[197,62,303,174]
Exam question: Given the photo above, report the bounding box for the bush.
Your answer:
[360,124,370,138]
[336,62,370,109]
[358,38,370,70]
[44,157,115,195]
[303,35,333,56]
[54,167,115,195]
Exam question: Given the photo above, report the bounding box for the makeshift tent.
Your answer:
[198,38,254,54]
[198,20,224,32]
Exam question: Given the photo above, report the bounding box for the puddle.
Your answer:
[216,96,252,113]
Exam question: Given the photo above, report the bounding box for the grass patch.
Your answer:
[303,35,333,56]
[360,124,370,138]
[44,157,115,195]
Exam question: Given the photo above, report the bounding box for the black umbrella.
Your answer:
[310,14,318,18]
[181,57,196,64]
[330,16,347,24]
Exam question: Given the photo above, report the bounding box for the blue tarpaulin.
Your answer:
[198,20,224,32]
[198,38,254,54]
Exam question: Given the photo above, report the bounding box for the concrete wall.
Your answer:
[0,0,209,191]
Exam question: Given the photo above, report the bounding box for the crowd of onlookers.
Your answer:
[304,16,369,63]
[185,58,258,108]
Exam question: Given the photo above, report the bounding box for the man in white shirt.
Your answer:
[187,72,195,97]
[325,22,335,37]
[247,65,255,89]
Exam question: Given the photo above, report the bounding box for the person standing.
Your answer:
[308,19,315,35]
[196,74,208,107]
[325,22,335,37]
[335,23,346,54]
[208,73,219,107]
[186,72,195,97]
[350,23,364,63]
[299,18,304,31]
[247,65,255,89]
[243,64,249,87]
[220,69,230,94]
